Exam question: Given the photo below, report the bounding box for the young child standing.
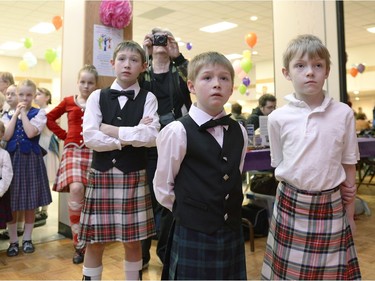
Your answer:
[261,34,361,280]
[46,65,98,264]
[153,51,248,280]
[0,120,13,230]
[80,40,159,281]
[34,87,60,221]
[3,80,52,256]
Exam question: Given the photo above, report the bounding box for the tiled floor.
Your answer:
[0,191,65,252]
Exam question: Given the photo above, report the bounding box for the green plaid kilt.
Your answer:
[78,168,155,244]
[261,182,361,280]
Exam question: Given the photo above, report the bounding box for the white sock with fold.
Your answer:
[124,260,142,281]
[82,265,103,280]
[7,223,18,243]
[23,223,33,241]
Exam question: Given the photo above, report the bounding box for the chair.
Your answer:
[358,158,375,188]
[242,218,255,252]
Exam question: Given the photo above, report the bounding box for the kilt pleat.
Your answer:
[167,223,247,280]
[10,149,52,211]
[52,147,92,192]
[78,169,155,244]
[261,183,361,280]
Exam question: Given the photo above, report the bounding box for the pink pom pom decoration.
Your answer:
[99,0,132,29]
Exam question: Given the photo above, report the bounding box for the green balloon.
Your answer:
[44,49,57,64]
[238,84,247,95]
[240,57,253,74]
[24,38,32,49]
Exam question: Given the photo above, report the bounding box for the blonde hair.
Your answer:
[0,120,4,135]
[0,72,15,85]
[112,40,146,64]
[187,51,234,85]
[37,87,52,105]
[283,34,331,71]
[17,79,37,93]
[78,64,99,83]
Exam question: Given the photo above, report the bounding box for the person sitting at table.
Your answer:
[247,94,276,130]
[356,112,371,133]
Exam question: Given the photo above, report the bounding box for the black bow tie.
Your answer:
[199,114,232,131]
[110,89,135,100]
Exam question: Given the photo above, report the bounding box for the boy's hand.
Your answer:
[139,116,153,125]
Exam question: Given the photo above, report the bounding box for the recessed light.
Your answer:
[178,42,185,47]
[355,97,360,101]
[30,22,55,34]
[366,26,375,33]
[353,90,360,95]
[200,21,237,33]
[0,41,23,50]
[250,16,258,21]
[252,51,258,55]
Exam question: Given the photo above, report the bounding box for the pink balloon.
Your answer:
[237,70,247,80]
[232,60,241,75]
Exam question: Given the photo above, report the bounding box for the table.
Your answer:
[357,137,375,187]
[358,137,375,158]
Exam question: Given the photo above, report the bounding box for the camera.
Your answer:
[152,34,168,46]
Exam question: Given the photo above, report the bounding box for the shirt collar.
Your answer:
[111,80,141,98]
[189,103,228,127]
[285,90,333,112]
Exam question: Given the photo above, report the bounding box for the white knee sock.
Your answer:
[124,260,142,281]
[7,223,18,243]
[83,265,103,281]
[23,223,33,241]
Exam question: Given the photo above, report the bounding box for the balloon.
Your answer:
[350,67,358,78]
[24,38,32,49]
[237,70,247,80]
[357,63,365,74]
[44,48,57,64]
[242,50,251,60]
[240,57,253,73]
[52,15,63,30]
[238,84,247,95]
[19,60,29,72]
[23,52,37,68]
[245,32,257,48]
[186,42,192,51]
[232,59,242,75]
[51,58,62,72]
[242,77,250,87]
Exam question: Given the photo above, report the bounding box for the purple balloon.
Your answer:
[186,42,192,51]
[242,77,250,87]
[357,63,365,74]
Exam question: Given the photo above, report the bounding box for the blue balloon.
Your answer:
[242,77,250,87]
[186,42,192,50]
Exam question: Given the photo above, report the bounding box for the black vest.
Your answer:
[173,115,244,234]
[91,88,148,173]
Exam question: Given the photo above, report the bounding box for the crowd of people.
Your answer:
[0,31,366,280]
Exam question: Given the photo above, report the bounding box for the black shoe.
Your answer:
[142,258,150,270]
[82,276,91,280]
[17,229,24,236]
[73,249,84,264]
[22,240,35,253]
[7,242,19,257]
[34,219,46,228]
[0,230,10,240]
[39,211,48,220]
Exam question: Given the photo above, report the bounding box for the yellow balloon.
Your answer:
[19,60,29,72]
[51,58,61,72]
[243,50,252,60]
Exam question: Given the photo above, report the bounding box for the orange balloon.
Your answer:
[52,16,63,30]
[245,32,257,48]
[350,67,358,78]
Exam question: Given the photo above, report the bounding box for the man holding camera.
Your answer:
[140,27,192,269]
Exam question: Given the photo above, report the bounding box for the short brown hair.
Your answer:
[259,94,276,107]
[0,72,15,85]
[112,40,146,64]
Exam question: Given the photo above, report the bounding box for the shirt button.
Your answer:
[224,213,228,221]
[80,140,83,143]
[223,174,229,181]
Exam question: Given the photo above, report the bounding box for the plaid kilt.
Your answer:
[78,169,155,244]
[261,182,361,280]
[10,149,52,211]
[164,222,247,280]
[53,146,92,192]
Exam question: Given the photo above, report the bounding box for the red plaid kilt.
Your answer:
[78,168,155,244]
[52,146,92,192]
[261,182,361,280]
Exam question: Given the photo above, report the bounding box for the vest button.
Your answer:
[225,194,229,200]
[223,156,227,161]
[224,213,228,221]
[223,174,229,181]
[112,159,116,164]
[117,116,122,120]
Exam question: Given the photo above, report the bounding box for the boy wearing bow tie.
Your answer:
[81,41,160,280]
[153,51,248,280]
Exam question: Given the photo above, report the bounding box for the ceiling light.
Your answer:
[366,26,375,33]
[200,21,237,33]
[226,53,242,60]
[355,97,360,101]
[0,41,23,50]
[178,42,185,47]
[252,51,258,55]
[250,16,258,21]
[30,22,55,34]
[353,90,360,95]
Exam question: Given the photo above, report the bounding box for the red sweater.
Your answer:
[47,95,85,147]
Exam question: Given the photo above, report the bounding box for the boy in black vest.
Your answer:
[153,51,248,280]
[80,41,160,280]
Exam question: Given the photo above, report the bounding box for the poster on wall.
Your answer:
[93,24,123,76]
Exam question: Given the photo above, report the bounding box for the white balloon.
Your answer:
[23,52,37,67]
